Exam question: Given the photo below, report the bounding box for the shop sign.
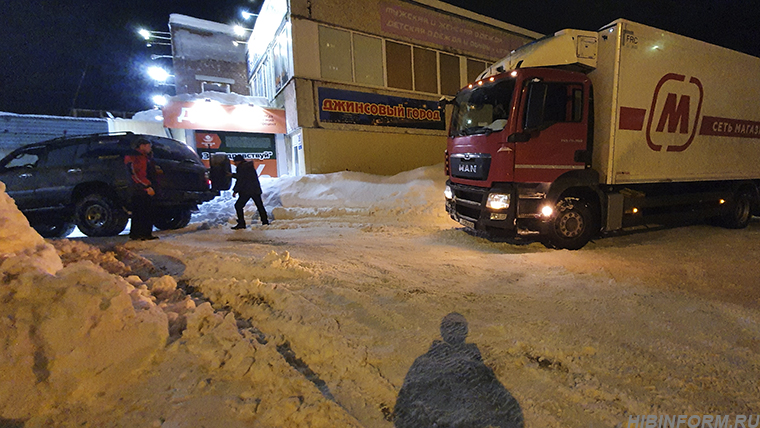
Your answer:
[195,131,278,177]
[163,101,286,134]
[318,87,445,130]
[379,1,520,59]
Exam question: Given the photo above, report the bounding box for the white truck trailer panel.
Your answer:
[591,19,760,185]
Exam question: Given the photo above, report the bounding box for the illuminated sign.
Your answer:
[195,131,278,177]
[318,87,445,130]
[163,101,286,134]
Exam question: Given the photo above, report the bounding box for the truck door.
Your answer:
[513,79,588,183]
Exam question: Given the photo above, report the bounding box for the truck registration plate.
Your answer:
[459,219,475,229]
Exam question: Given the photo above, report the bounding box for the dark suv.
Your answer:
[0,132,218,237]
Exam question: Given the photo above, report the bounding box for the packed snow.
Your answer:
[1,166,759,427]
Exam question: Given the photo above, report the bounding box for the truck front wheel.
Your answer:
[545,197,599,250]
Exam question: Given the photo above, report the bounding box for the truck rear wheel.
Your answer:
[546,197,599,250]
[720,190,753,229]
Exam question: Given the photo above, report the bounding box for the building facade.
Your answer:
[246,0,541,175]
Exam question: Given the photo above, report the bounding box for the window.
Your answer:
[524,82,584,130]
[413,47,437,94]
[273,22,292,92]
[386,41,412,90]
[440,53,461,96]
[467,59,487,84]
[353,34,383,86]
[44,144,79,167]
[319,26,352,82]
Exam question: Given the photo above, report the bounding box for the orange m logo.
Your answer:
[646,73,703,152]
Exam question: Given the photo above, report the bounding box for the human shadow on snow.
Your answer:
[393,312,524,428]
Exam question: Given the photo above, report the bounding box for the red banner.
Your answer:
[163,101,286,134]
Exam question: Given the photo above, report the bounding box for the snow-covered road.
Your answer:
[2,166,759,427]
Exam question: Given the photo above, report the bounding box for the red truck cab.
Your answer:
[445,67,597,249]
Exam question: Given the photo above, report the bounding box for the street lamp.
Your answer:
[138,28,172,46]
[147,66,172,83]
[241,10,258,20]
[152,94,168,106]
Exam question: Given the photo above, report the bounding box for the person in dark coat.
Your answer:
[231,154,269,229]
[124,138,159,240]
[394,312,524,428]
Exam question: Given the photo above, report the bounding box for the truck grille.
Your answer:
[450,184,488,221]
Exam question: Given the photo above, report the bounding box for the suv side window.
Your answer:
[152,138,194,162]
[81,137,131,159]
[3,150,42,169]
[43,144,79,167]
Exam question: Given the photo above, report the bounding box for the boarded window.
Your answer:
[440,53,461,96]
[354,34,384,86]
[466,59,487,84]
[413,47,437,94]
[319,26,352,82]
[386,41,412,90]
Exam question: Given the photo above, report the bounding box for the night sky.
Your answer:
[2,0,758,116]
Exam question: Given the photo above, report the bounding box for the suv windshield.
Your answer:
[450,78,516,137]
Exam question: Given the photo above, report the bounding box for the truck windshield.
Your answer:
[450,79,515,137]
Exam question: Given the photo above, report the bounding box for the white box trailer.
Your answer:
[445,19,760,249]
[591,19,760,185]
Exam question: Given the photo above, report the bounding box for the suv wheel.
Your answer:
[75,193,129,237]
[154,208,193,230]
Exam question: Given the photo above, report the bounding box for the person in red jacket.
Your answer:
[124,138,159,240]
[231,154,269,229]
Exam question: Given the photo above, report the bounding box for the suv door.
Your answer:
[0,147,45,210]
[34,142,87,208]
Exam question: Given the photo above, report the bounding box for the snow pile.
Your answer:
[0,260,169,421]
[0,181,62,275]
[192,165,451,227]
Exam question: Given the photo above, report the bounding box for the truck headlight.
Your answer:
[486,193,510,210]
[444,185,453,200]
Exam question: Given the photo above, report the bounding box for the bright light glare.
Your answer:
[152,95,168,106]
[444,185,453,200]
[486,193,510,210]
[241,11,256,20]
[147,66,170,82]
[234,25,247,37]
[541,206,553,217]
[138,29,151,40]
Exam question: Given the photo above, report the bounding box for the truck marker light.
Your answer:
[478,81,483,86]
[444,185,453,200]
[541,206,553,217]
[632,208,639,213]
[489,77,495,82]
[510,71,518,77]
[719,199,725,204]
[468,84,473,89]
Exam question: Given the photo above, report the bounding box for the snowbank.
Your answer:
[192,164,451,227]
[0,181,62,275]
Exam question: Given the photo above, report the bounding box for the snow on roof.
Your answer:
[169,14,238,37]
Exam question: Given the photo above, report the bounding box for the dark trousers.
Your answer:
[130,192,155,238]
[235,192,269,225]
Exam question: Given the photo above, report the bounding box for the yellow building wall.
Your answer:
[302,127,445,175]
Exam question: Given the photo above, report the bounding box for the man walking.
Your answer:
[231,154,269,229]
[125,138,159,240]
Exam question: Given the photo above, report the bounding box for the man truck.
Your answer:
[444,19,760,249]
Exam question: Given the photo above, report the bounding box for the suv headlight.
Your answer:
[444,185,453,200]
[486,192,510,210]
